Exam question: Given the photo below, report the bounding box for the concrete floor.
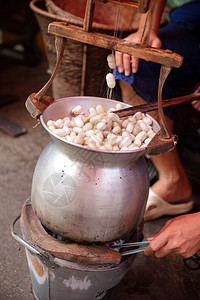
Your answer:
[0,56,200,300]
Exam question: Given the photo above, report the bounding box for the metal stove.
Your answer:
[12,198,143,300]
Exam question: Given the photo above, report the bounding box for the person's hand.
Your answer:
[145,212,200,258]
[115,30,162,76]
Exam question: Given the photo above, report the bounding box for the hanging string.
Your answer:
[107,0,122,99]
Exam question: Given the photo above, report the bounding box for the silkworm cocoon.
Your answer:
[53,129,66,137]
[99,145,107,150]
[107,54,116,69]
[134,111,143,120]
[113,121,119,128]
[70,131,76,139]
[78,132,85,139]
[129,146,139,150]
[96,122,106,130]
[106,73,116,89]
[82,114,90,123]
[128,143,139,149]
[139,121,149,132]
[74,135,84,145]
[89,107,97,116]
[65,135,73,142]
[122,119,129,128]
[71,105,82,115]
[48,125,55,131]
[147,128,153,135]
[55,119,64,129]
[63,126,70,135]
[126,122,134,133]
[133,125,141,136]
[85,130,95,137]
[116,135,122,145]
[83,136,90,145]
[116,103,122,110]
[130,134,135,141]
[73,127,82,134]
[95,130,104,141]
[119,136,132,148]
[104,123,112,132]
[122,131,130,138]
[104,143,113,151]
[134,139,142,147]
[108,112,120,122]
[135,131,147,142]
[140,144,147,148]
[74,116,84,128]
[63,119,71,127]
[148,132,156,139]
[107,133,117,145]
[90,115,103,125]
[82,122,93,132]
[102,130,110,137]
[47,120,55,127]
[70,119,76,128]
[112,126,121,134]
[107,108,115,113]
[128,116,137,125]
[96,105,104,114]
[143,116,153,125]
[120,147,129,151]
[144,137,152,145]
[113,145,119,151]
[91,135,102,144]
[87,141,97,149]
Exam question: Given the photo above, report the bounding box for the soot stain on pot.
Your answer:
[42,173,77,208]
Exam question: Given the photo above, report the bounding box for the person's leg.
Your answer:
[148,111,192,204]
[120,83,193,204]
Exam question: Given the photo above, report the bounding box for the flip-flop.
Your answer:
[144,188,194,221]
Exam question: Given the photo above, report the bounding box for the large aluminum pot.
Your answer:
[31,96,159,243]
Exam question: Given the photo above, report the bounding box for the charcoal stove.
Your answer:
[12,198,143,300]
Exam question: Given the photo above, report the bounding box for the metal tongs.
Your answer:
[111,241,150,256]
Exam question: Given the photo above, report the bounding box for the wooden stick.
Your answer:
[114,93,200,118]
[141,0,157,47]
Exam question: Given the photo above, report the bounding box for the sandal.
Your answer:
[144,188,194,221]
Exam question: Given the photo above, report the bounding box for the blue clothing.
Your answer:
[115,1,200,119]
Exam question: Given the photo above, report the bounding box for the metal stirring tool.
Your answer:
[111,241,151,256]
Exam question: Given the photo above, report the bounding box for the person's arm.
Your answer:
[145,212,200,258]
[115,0,166,75]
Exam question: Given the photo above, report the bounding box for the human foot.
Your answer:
[150,175,192,204]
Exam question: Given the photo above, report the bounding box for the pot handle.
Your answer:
[11,214,58,269]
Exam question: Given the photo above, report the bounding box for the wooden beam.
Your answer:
[48,22,183,68]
